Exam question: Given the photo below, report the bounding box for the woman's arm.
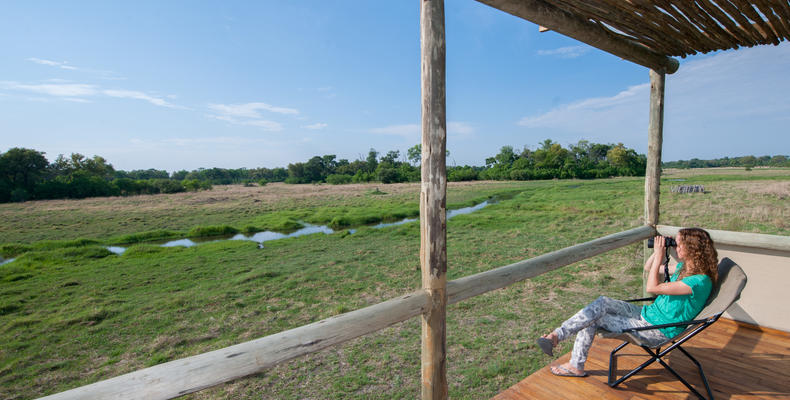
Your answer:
[643,245,679,277]
[645,236,692,296]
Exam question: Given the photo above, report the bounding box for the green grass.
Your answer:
[1,172,788,399]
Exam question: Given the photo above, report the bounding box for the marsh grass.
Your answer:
[187,225,240,238]
[108,230,181,245]
[0,181,521,245]
[1,170,788,399]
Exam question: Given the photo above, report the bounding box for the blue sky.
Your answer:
[1,1,788,172]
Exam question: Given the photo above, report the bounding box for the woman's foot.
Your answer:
[550,362,587,377]
[536,332,559,356]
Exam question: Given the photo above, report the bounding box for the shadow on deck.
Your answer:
[494,319,790,399]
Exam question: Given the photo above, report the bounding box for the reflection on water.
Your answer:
[447,200,489,218]
[372,218,417,229]
[161,239,198,247]
[0,258,15,266]
[106,246,127,255]
[231,224,335,245]
[95,199,493,257]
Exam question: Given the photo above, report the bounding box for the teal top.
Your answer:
[641,263,713,338]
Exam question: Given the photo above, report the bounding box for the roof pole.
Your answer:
[420,0,448,399]
[644,69,665,294]
[645,69,665,227]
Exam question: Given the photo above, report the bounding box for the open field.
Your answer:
[0,181,527,245]
[1,169,789,399]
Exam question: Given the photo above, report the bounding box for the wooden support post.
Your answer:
[644,69,665,295]
[645,69,665,227]
[420,0,448,399]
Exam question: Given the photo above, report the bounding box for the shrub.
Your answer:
[326,174,353,185]
[377,167,400,184]
[10,189,30,203]
[352,170,374,183]
[183,179,211,192]
[508,169,531,181]
[149,179,185,194]
[449,167,479,182]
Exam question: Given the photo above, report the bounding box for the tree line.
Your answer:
[0,149,213,203]
[662,155,790,169]
[2,140,736,203]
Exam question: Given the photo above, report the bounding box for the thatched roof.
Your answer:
[476,0,790,74]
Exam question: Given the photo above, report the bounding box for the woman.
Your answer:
[536,227,718,377]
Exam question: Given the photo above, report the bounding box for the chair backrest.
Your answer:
[696,257,748,320]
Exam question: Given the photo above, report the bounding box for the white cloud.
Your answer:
[27,58,124,80]
[240,119,283,130]
[517,83,648,129]
[536,46,590,59]
[370,124,420,137]
[208,102,298,118]
[0,81,98,97]
[304,123,328,130]
[161,136,267,146]
[515,42,790,159]
[209,114,283,131]
[448,121,475,137]
[1,80,184,109]
[28,57,78,70]
[103,89,183,109]
[370,122,475,138]
[207,102,298,131]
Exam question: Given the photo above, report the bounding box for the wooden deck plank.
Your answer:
[493,319,790,399]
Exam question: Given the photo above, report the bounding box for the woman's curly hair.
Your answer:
[678,228,718,284]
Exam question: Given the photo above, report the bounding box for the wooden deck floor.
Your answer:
[494,319,790,399]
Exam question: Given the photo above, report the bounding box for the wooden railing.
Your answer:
[657,225,790,252]
[39,226,655,399]
[659,224,790,332]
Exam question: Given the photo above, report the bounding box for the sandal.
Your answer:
[550,364,588,377]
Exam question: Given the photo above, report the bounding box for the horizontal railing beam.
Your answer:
[448,225,655,304]
[657,225,790,252]
[39,291,431,400]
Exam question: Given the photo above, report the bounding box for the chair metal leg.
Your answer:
[608,341,630,385]
[608,342,714,400]
[676,345,714,400]
[608,342,660,388]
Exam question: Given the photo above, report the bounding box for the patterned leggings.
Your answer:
[554,296,669,371]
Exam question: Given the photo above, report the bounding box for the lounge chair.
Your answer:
[597,257,747,399]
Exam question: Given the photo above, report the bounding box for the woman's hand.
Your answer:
[652,235,666,256]
[644,236,666,272]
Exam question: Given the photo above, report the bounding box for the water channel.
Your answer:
[106,200,492,255]
[0,200,493,264]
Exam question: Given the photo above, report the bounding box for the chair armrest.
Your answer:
[622,314,719,333]
[625,297,656,302]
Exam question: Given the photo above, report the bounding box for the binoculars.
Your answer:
[647,236,677,248]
